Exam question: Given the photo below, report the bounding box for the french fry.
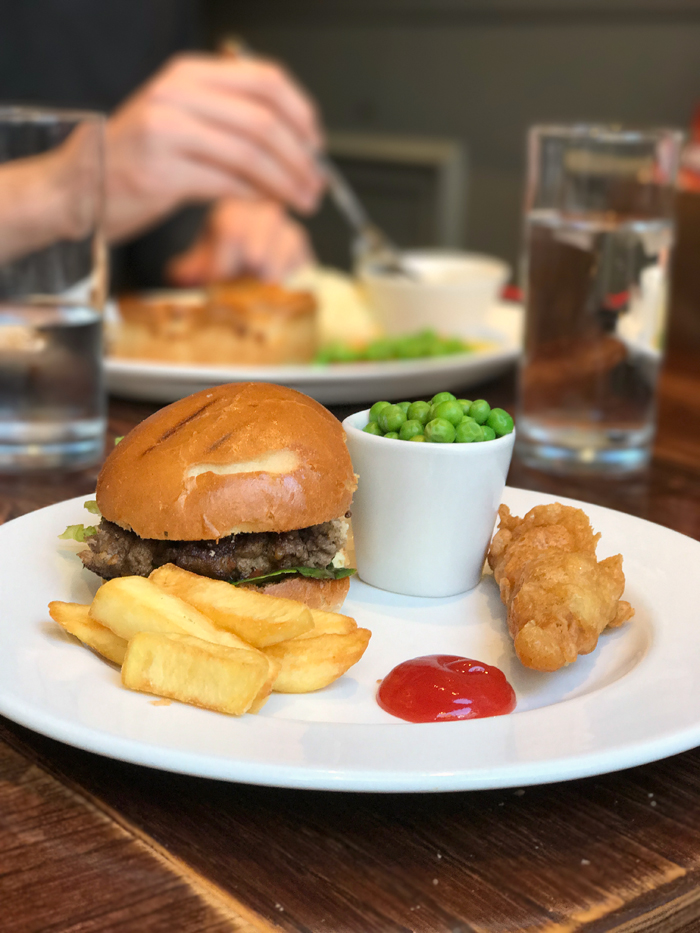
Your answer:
[148,564,313,647]
[294,608,358,639]
[264,629,371,693]
[49,601,128,666]
[89,576,256,651]
[248,654,281,714]
[122,632,271,716]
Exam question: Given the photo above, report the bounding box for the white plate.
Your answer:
[104,303,522,404]
[1,487,698,793]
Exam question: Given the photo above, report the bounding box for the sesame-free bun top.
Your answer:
[97,383,356,540]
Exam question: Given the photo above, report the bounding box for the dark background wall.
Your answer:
[208,0,700,270]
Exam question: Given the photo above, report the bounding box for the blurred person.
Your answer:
[0,1,321,287]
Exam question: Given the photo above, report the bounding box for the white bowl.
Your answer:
[361,250,511,337]
[342,409,515,597]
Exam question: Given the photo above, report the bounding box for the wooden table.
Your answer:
[2,348,700,933]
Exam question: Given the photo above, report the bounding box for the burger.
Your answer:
[78,382,357,611]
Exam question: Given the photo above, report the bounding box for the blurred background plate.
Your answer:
[105,301,522,405]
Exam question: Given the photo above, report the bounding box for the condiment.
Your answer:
[377,654,516,723]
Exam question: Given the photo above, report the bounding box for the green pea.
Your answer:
[363,421,383,435]
[443,338,468,354]
[395,338,423,359]
[366,339,395,361]
[408,434,427,442]
[457,399,473,415]
[396,401,411,416]
[399,419,424,441]
[425,418,456,443]
[369,401,390,423]
[469,399,491,425]
[378,404,407,434]
[432,400,464,427]
[407,400,431,426]
[481,425,496,441]
[455,420,485,443]
[384,431,400,440]
[486,407,515,436]
[430,391,457,406]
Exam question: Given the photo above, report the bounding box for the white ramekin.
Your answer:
[342,409,515,597]
[360,250,511,337]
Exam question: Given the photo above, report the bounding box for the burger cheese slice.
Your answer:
[80,383,357,611]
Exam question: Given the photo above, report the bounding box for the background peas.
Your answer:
[369,401,390,423]
[486,407,515,436]
[364,394,514,444]
[399,419,424,441]
[378,404,407,433]
[432,399,465,427]
[455,420,485,443]
[431,391,456,406]
[469,399,491,424]
[407,400,431,425]
[425,418,456,443]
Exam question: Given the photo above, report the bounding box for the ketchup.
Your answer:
[377,655,516,723]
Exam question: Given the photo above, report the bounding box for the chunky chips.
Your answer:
[49,570,370,716]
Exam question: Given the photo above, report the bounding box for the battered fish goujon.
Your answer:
[487,503,634,672]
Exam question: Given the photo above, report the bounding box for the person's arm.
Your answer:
[166,198,313,284]
[0,128,96,264]
[104,54,325,243]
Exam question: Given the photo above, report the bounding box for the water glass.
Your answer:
[516,124,683,474]
[0,107,106,472]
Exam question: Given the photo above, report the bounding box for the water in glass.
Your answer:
[517,209,673,472]
[0,301,105,470]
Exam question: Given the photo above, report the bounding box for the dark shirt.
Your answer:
[0,0,208,289]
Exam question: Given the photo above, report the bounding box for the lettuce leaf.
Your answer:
[59,499,101,541]
[231,566,356,587]
[58,524,97,542]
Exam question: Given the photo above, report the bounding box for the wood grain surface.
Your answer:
[1,335,700,931]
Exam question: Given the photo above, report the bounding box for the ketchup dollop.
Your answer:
[377,655,516,723]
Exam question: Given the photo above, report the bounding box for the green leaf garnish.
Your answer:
[83,499,101,515]
[231,566,356,586]
[115,436,124,445]
[58,524,97,542]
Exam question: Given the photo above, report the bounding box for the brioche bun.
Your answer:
[97,383,356,541]
[241,575,351,612]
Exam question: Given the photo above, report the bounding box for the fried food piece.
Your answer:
[295,608,358,639]
[149,563,313,647]
[49,601,128,666]
[89,576,254,651]
[122,632,272,715]
[487,504,634,671]
[263,628,371,693]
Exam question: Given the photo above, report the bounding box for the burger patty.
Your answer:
[80,517,348,582]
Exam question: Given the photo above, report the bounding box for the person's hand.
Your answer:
[104,54,325,242]
[167,198,313,284]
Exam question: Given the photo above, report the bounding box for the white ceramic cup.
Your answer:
[361,250,511,337]
[342,410,515,597]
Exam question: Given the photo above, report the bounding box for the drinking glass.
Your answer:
[516,124,683,473]
[0,107,106,472]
